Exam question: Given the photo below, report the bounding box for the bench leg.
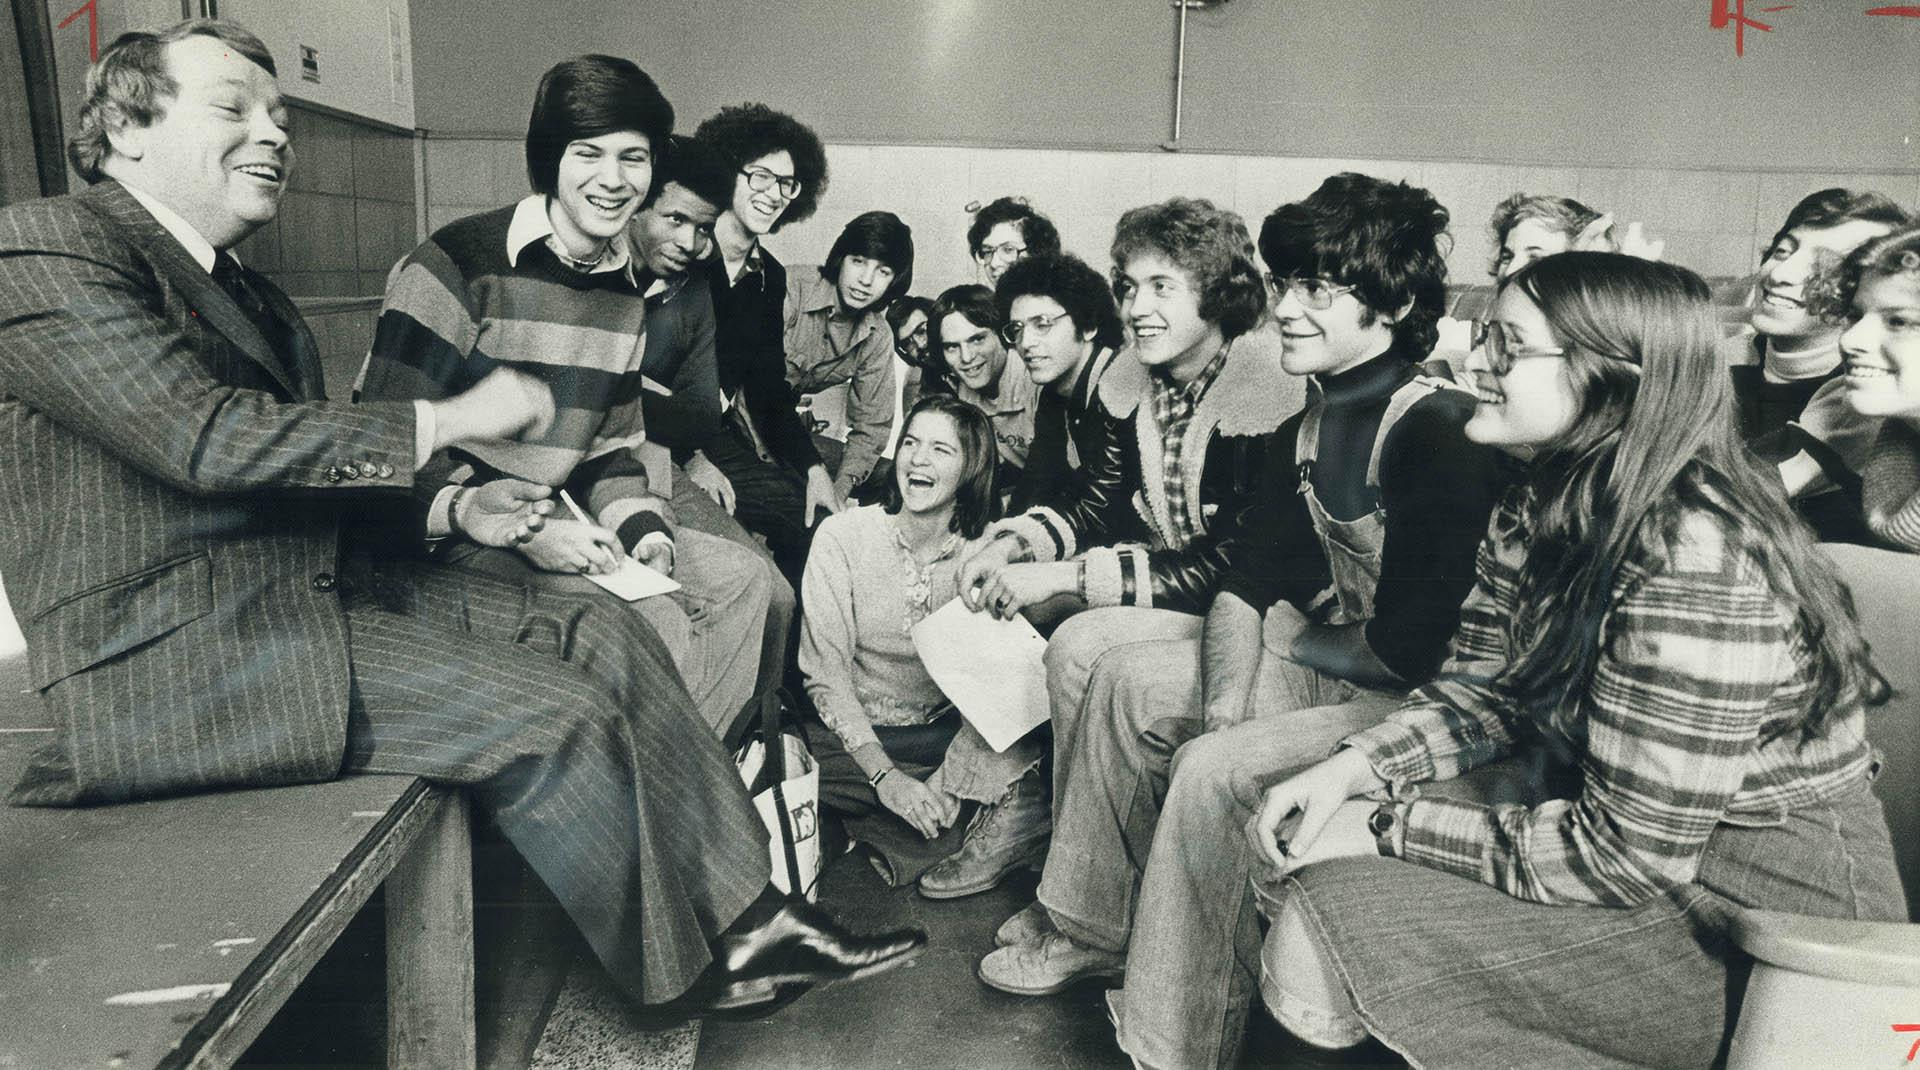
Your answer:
[385,791,476,1070]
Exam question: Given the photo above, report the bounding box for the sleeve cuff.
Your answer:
[1338,720,1434,792]
[994,508,1077,563]
[426,483,461,541]
[1395,796,1496,883]
[1082,545,1152,608]
[413,400,436,469]
[616,511,674,554]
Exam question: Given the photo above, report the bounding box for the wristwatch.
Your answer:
[1366,803,1400,855]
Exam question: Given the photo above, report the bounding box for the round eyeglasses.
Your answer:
[976,241,1027,263]
[1263,274,1356,311]
[740,166,802,199]
[1475,321,1568,375]
[1001,312,1071,346]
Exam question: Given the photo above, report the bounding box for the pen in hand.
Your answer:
[556,490,621,574]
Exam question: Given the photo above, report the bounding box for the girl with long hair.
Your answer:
[798,395,1046,891]
[1235,252,1902,1068]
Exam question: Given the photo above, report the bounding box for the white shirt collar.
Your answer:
[121,181,221,274]
[505,194,634,281]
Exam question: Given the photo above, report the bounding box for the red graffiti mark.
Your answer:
[1895,1024,1920,1062]
[56,0,98,62]
[1865,5,1920,14]
[1710,0,1785,55]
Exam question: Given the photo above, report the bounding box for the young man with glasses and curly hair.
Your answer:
[968,196,1062,286]
[684,103,835,592]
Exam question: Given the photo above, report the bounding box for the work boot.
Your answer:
[917,769,1049,899]
[977,930,1125,996]
[994,900,1057,948]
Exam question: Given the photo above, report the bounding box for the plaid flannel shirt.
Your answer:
[1344,491,1877,908]
[1146,344,1230,548]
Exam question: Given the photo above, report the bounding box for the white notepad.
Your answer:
[910,597,1050,752]
[556,490,681,601]
[583,557,680,601]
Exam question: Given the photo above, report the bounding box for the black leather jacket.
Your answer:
[1008,327,1302,616]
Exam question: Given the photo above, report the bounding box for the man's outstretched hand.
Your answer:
[432,366,557,449]
[456,478,555,548]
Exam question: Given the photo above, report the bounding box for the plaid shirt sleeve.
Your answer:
[1372,522,1800,907]
[1345,528,1523,787]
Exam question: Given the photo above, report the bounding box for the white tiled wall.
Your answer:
[425,137,1920,296]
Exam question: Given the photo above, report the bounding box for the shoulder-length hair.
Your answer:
[524,55,673,200]
[1110,198,1267,341]
[693,103,829,232]
[1808,224,1920,322]
[820,211,914,305]
[883,394,1000,539]
[1499,252,1877,740]
[69,19,276,183]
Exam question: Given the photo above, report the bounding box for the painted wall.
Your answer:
[425,137,1920,304]
[222,0,416,130]
[410,0,1920,173]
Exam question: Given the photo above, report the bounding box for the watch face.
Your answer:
[1368,807,1396,836]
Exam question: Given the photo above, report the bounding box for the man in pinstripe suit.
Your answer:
[0,18,921,1013]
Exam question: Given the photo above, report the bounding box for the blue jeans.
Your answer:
[1033,606,1403,1069]
[1267,769,1903,1069]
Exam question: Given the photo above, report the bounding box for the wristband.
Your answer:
[448,486,473,535]
[868,766,893,788]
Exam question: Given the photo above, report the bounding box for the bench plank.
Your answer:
[0,670,461,1070]
[386,791,477,1069]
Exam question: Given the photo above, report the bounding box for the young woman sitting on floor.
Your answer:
[1237,252,1902,1069]
[798,394,1047,893]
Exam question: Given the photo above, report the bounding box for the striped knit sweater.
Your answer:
[359,198,667,547]
[1863,418,1920,552]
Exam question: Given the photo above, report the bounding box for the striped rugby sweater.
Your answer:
[360,199,668,547]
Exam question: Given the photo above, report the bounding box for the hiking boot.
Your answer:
[994,900,1056,948]
[977,930,1124,996]
[918,770,1049,900]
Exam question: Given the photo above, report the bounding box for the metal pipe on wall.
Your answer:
[1161,0,1228,152]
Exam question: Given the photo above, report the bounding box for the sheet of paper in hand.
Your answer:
[585,558,681,601]
[910,597,1050,752]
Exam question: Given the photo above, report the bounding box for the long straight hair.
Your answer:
[1501,252,1877,738]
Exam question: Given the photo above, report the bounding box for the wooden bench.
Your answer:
[0,654,477,1070]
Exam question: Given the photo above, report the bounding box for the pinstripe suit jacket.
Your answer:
[0,181,419,805]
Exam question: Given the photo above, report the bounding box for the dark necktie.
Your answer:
[211,252,292,367]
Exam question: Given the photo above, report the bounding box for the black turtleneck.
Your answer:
[1218,349,1508,686]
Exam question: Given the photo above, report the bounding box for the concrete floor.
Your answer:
[698,862,1125,1070]
[236,837,1404,1070]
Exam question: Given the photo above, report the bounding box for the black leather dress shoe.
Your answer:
[717,900,927,990]
[643,972,813,1024]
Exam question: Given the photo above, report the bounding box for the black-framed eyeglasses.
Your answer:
[740,166,802,199]
[1001,312,1071,346]
[976,240,1027,263]
[1477,321,1567,375]
[1263,274,1355,311]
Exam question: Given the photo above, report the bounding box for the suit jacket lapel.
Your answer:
[253,273,326,401]
[81,182,301,398]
